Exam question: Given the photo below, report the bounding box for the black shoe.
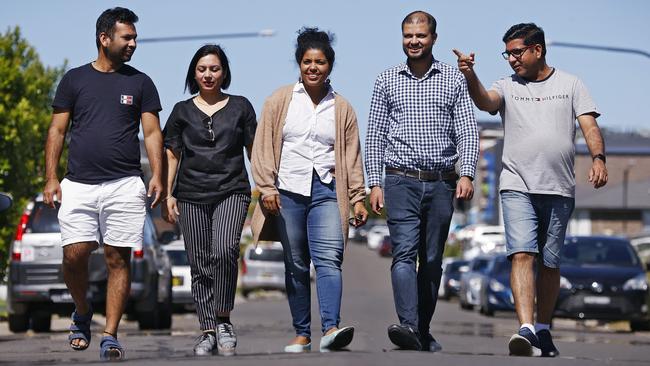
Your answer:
[420,333,442,352]
[508,327,541,357]
[388,324,422,351]
[536,329,559,357]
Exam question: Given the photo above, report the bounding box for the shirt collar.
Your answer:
[398,58,441,80]
[293,81,336,97]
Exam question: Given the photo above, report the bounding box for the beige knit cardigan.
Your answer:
[250,84,366,245]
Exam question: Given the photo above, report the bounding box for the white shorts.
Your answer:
[58,176,146,248]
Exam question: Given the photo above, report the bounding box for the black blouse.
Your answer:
[163,95,257,204]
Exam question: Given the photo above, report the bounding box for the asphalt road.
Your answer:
[1,242,649,365]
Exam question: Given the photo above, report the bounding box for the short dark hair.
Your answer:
[95,7,138,49]
[295,27,335,71]
[185,44,231,94]
[503,23,546,57]
[401,11,437,35]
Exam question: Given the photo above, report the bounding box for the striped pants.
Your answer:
[177,194,250,331]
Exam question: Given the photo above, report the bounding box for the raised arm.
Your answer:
[43,108,71,208]
[452,49,502,113]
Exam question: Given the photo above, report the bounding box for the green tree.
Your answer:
[0,27,65,277]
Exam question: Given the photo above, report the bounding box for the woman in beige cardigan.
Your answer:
[251,28,367,353]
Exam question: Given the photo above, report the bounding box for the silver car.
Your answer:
[240,242,286,298]
[7,195,174,332]
[162,238,194,311]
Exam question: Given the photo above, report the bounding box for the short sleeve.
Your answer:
[489,78,507,115]
[241,97,257,147]
[52,71,74,110]
[573,78,600,118]
[141,75,162,114]
[163,103,183,154]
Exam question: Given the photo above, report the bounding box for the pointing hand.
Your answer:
[452,49,476,75]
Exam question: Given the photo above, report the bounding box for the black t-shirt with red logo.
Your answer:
[52,63,161,184]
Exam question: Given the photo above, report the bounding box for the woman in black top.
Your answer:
[163,44,256,357]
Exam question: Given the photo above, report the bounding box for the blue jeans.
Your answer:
[501,190,575,268]
[384,174,455,335]
[277,173,344,337]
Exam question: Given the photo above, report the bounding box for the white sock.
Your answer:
[520,323,535,334]
[535,323,550,333]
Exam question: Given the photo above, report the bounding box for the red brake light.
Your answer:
[241,257,247,274]
[15,213,29,241]
[133,248,144,258]
[11,251,21,261]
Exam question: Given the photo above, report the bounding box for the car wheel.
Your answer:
[8,313,29,333]
[241,289,250,299]
[481,304,494,317]
[31,310,52,332]
[630,320,650,332]
[157,279,173,330]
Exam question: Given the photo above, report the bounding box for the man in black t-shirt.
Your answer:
[43,7,163,361]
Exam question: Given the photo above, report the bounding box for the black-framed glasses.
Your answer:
[501,44,535,60]
[204,116,215,142]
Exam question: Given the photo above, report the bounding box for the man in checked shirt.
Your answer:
[365,10,478,352]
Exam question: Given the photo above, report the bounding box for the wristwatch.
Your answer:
[592,153,606,164]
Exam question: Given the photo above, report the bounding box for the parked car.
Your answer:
[7,195,174,332]
[556,236,650,331]
[438,258,469,300]
[240,242,286,298]
[476,254,514,316]
[378,235,392,257]
[462,225,506,260]
[630,234,650,268]
[458,256,492,310]
[0,192,12,212]
[162,237,194,311]
[367,224,389,250]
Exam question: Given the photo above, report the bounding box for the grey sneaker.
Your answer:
[216,323,237,356]
[194,332,217,356]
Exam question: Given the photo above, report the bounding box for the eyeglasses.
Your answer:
[204,116,215,142]
[501,44,535,60]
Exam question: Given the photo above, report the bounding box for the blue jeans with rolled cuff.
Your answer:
[277,172,344,337]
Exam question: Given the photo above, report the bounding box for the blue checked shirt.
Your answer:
[365,59,479,187]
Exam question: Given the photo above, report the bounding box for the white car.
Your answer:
[162,238,193,311]
[366,224,389,250]
[462,225,506,260]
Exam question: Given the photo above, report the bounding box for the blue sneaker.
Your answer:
[508,327,541,356]
[536,329,559,357]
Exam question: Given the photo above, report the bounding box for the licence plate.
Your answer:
[172,276,184,286]
[51,291,74,303]
[584,296,611,305]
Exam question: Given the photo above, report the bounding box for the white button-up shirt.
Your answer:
[277,82,336,197]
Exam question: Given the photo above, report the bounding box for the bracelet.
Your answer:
[162,196,173,202]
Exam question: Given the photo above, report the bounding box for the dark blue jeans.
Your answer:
[277,173,344,337]
[384,174,455,336]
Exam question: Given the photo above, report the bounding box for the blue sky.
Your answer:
[3,0,649,142]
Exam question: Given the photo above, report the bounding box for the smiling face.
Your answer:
[504,38,543,80]
[194,54,224,93]
[299,48,331,89]
[402,22,436,61]
[101,21,137,63]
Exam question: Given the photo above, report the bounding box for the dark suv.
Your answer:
[7,196,174,332]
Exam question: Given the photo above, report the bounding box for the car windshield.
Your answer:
[447,261,469,273]
[166,250,189,266]
[562,237,640,267]
[27,202,60,233]
[249,247,284,261]
[492,257,512,274]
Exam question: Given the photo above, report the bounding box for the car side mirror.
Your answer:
[0,193,12,212]
[159,230,178,245]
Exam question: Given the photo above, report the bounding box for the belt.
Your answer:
[385,167,458,181]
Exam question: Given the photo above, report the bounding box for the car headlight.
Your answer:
[623,273,649,291]
[448,279,460,287]
[469,277,482,290]
[489,279,506,292]
[559,276,572,290]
